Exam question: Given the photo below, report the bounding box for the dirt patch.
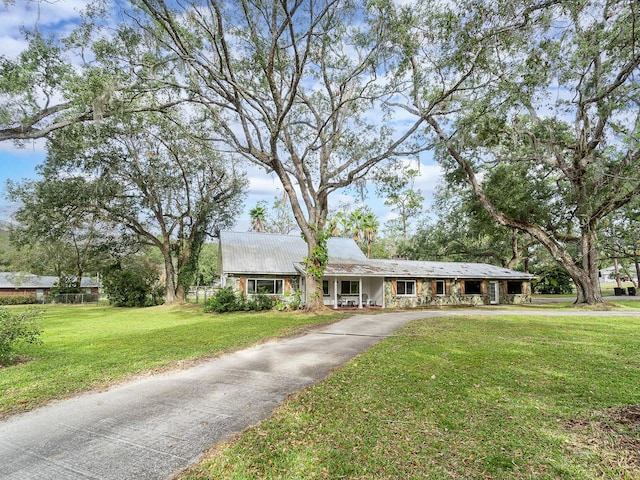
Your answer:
[565,405,640,476]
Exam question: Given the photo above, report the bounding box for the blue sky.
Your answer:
[0,0,442,233]
[0,147,43,219]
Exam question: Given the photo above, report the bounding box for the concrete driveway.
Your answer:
[2,307,640,480]
[0,311,437,480]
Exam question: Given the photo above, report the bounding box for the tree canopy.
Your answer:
[0,2,186,143]
[13,108,247,304]
[128,0,427,309]
[4,0,640,306]
[386,0,640,303]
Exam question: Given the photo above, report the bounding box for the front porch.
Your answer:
[322,276,385,309]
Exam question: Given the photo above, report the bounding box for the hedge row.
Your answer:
[0,295,40,305]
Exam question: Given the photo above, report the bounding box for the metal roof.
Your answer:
[0,272,101,289]
[219,231,367,275]
[302,259,534,280]
[220,232,533,280]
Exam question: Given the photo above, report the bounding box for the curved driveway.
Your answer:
[1,308,640,480]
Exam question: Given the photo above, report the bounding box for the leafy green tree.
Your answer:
[530,265,574,295]
[0,3,185,143]
[0,226,24,272]
[384,0,640,304]
[102,259,162,307]
[129,0,426,310]
[377,166,424,242]
[194,242,219,287]
[7,177,115,288]
[401,188,535,269]
[23,109,246,304]
[328,206,380,258]
[600,201,640,287]
[360,212,379,259]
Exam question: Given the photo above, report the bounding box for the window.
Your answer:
[341,280,359,295]
[507,281,523,295]
[247,279,284,295]
[396,280,416,296]
[435,280,446,296]
[322,280,329,296]
[465,280,482,295]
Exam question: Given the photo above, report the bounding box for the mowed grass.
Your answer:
[183,314,640,480]
[0,304,343,418]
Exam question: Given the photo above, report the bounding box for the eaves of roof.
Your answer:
[295,260,535,280]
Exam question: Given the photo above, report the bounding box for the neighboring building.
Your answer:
[599,265,637,284]
[219,231,534,308]
[0,272,101,299]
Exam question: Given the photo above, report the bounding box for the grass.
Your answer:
[0,304,344,418]
[182,313,640,480]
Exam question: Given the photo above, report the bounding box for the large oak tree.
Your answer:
[386,0,640,304]
[130,0,426,309]
[14,109,246,304]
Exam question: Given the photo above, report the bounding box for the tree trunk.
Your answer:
[162,246,178,304]
[570,227,604,304]
[614,257,622,289]
[304,237,327,311]
[572,269,604,304]
[165,273,178,304]
[175,284,187,303]
[305,274,325,311]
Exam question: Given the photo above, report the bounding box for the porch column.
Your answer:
[359,277,363,308]
[333,277,338,309]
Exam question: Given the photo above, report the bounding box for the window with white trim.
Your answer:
[247,279,284,295]
[396,280,416,296]
[435,280,446,296]
[341,280,359,295]
[322,280,329,296]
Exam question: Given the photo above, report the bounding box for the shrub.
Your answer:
[0,307,43,366]
[205,287,241,313]
[205,288,277,313]
[0,295,39,306]
[49,275,81,295]
[531,265,574,294]
[102,263,163,307]
[248,294,277,311]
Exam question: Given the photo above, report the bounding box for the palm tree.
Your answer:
[361,212,379,258]
[249,205,266,233]
[348,210,364,243]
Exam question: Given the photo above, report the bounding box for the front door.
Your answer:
[489,281,499,304]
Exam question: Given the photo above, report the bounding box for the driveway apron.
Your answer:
[0,311,435,480]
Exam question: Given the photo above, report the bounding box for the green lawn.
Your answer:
[0,304,343,418]
[183,313,640,480]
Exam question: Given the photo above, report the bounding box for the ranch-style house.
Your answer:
[219,231,533,308]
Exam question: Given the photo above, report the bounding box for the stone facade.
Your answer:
[226,275,301,307]
[384,278,531,308]
[226,274,531,309]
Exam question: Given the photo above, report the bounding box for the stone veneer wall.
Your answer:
[226,275,301,306]
[384,278,531,308]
